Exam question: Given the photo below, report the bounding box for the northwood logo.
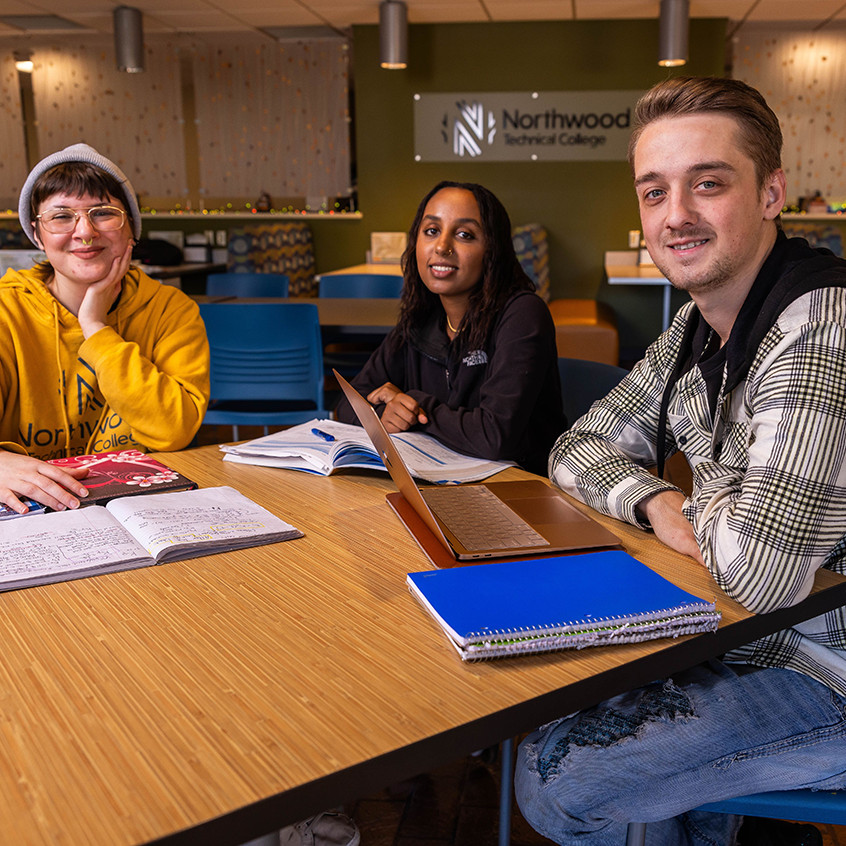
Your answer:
[448,100,496,157]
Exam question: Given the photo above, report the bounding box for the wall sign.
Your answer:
[413,90,643,162]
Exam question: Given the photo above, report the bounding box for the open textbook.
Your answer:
[220,419,513,484]
[0,486,303,592]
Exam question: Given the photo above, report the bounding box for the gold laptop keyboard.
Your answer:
[421,485,548,551]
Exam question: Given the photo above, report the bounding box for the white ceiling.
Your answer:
[0,0,844,36]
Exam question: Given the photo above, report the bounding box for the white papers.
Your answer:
[222,419,381,475]
[220,419,513,484]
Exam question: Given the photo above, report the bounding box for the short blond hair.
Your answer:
[627,77,783,190]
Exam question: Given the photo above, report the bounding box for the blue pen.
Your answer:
[311,428,335,442]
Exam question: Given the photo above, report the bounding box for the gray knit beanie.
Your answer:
[19,143,142,246]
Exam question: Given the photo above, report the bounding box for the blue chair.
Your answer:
[319,274,403,381]
[626,790,846,845]
[207,272,289,298]
[199,302,327,441]
[497,358,632,846]
[557,357,630,426]
[318,273,403,298]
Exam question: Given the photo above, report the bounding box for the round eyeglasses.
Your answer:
[36,205,127,235]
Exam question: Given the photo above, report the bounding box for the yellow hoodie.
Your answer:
[0,265,210,459]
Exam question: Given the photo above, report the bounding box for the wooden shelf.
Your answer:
[0,211,363,221]
[140,211,363,220]
[782,212,846,221]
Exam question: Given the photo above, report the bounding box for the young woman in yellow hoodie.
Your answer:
[0,144,210,515]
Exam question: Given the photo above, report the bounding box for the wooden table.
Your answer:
[142,262,228,290]
[605,250,673,333]
[1,451,844,846]
[193,296,400,335]
[317,263,403,277]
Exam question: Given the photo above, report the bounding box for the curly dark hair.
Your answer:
[397,181,535,353]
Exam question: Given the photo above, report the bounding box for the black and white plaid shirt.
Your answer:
[550,280,846,695]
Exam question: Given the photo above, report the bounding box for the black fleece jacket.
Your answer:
[335,291,566,476]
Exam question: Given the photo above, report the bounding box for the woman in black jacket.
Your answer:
[335,180,565,476]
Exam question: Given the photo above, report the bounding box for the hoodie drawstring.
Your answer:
[51,299,73,459]
[82,293,126,454]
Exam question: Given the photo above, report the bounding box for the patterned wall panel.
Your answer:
[0,54,30,209]
[734,29,846,206]
[191,36,351,202]
[28,37,187,203]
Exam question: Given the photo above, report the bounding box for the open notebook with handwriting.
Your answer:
[0,486,302,592]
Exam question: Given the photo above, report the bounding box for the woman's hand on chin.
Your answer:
[0,450,90,513]
[78,241,133,338]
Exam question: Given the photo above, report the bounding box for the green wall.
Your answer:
[310,18,726,359]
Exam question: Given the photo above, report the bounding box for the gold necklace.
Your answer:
[446,314,461,334]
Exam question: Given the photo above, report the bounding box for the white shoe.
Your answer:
[278,812,360,846]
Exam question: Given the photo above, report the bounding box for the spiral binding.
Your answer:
[463,601,717,642]
[460,607,720,663]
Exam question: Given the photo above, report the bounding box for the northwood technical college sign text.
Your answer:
[413,90,643,162]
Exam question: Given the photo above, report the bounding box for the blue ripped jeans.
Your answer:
[515,660,846,846]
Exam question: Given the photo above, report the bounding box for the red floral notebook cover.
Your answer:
[48,450,198,507]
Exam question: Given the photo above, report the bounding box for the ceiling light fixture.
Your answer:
[658,0,689,67]
[14,49,33,73]
[380,0,407,69]
[114,6,144,73]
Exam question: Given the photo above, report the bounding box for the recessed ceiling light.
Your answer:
[261,26,346,41]
[0,14,85,31]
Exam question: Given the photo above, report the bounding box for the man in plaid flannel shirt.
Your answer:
[515,77,846,846]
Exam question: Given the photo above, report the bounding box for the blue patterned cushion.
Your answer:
[227,222,317,296]
[782,222,844,258]
[512,223,550,301]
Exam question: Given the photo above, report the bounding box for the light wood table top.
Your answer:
[605,250,674,332]
[318,263,403,277]
[604,250,669,284]
[143,262,228,280]
[193,296,400,331]
[1,449,844,846]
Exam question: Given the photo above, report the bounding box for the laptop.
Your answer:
[335,371,620,564]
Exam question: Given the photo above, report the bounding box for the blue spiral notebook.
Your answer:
[406,550,720,661]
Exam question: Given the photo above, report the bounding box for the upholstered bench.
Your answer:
[547,298,619,366]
